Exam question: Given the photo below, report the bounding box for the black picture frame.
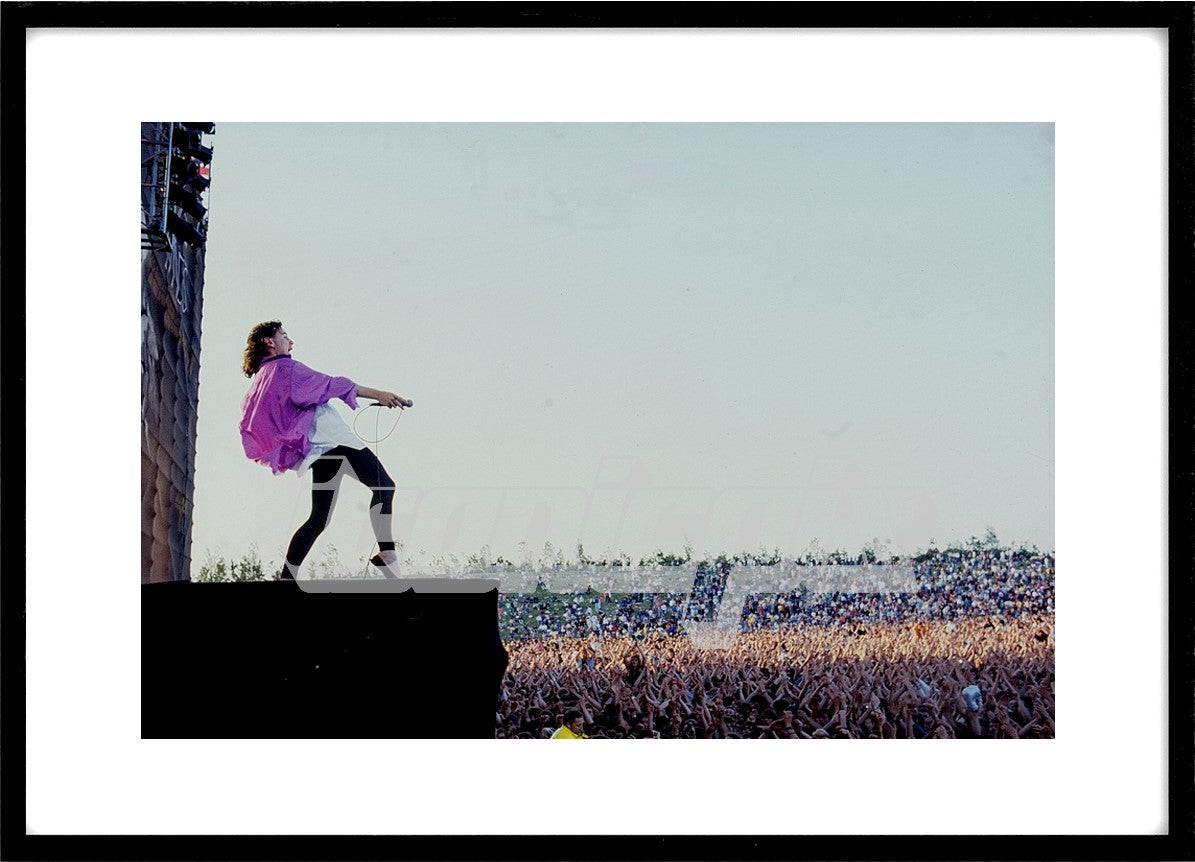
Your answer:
[7,3,1192,860]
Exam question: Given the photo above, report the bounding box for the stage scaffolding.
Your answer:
[140,122,214,582]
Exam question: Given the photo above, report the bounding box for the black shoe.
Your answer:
[370,553,402,579]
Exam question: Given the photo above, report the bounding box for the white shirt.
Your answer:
[296,402,365,474]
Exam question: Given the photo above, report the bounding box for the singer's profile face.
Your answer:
[268,327,294,356]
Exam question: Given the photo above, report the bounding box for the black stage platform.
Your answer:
[142,580,508,738]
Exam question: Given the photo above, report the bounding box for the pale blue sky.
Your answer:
[192,123,1053,574]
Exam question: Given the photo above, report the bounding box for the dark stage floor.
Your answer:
[142,580,508,738]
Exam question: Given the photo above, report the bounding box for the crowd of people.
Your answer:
[499,615,1054,739]
[494,549,1055,739]
[497,549,1054,640]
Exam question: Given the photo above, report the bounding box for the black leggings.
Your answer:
[284,445,396,576]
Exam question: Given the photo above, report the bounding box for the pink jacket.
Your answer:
[240,355,359,474]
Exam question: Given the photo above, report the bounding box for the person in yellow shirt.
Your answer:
[550,710,588,739]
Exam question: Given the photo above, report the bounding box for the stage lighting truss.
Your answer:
[141,122,215,252]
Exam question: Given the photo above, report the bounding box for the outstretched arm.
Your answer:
[577,692,595,726]
[356,385,411,408]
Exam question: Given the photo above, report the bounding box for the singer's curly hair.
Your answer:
[243,320,282,377]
